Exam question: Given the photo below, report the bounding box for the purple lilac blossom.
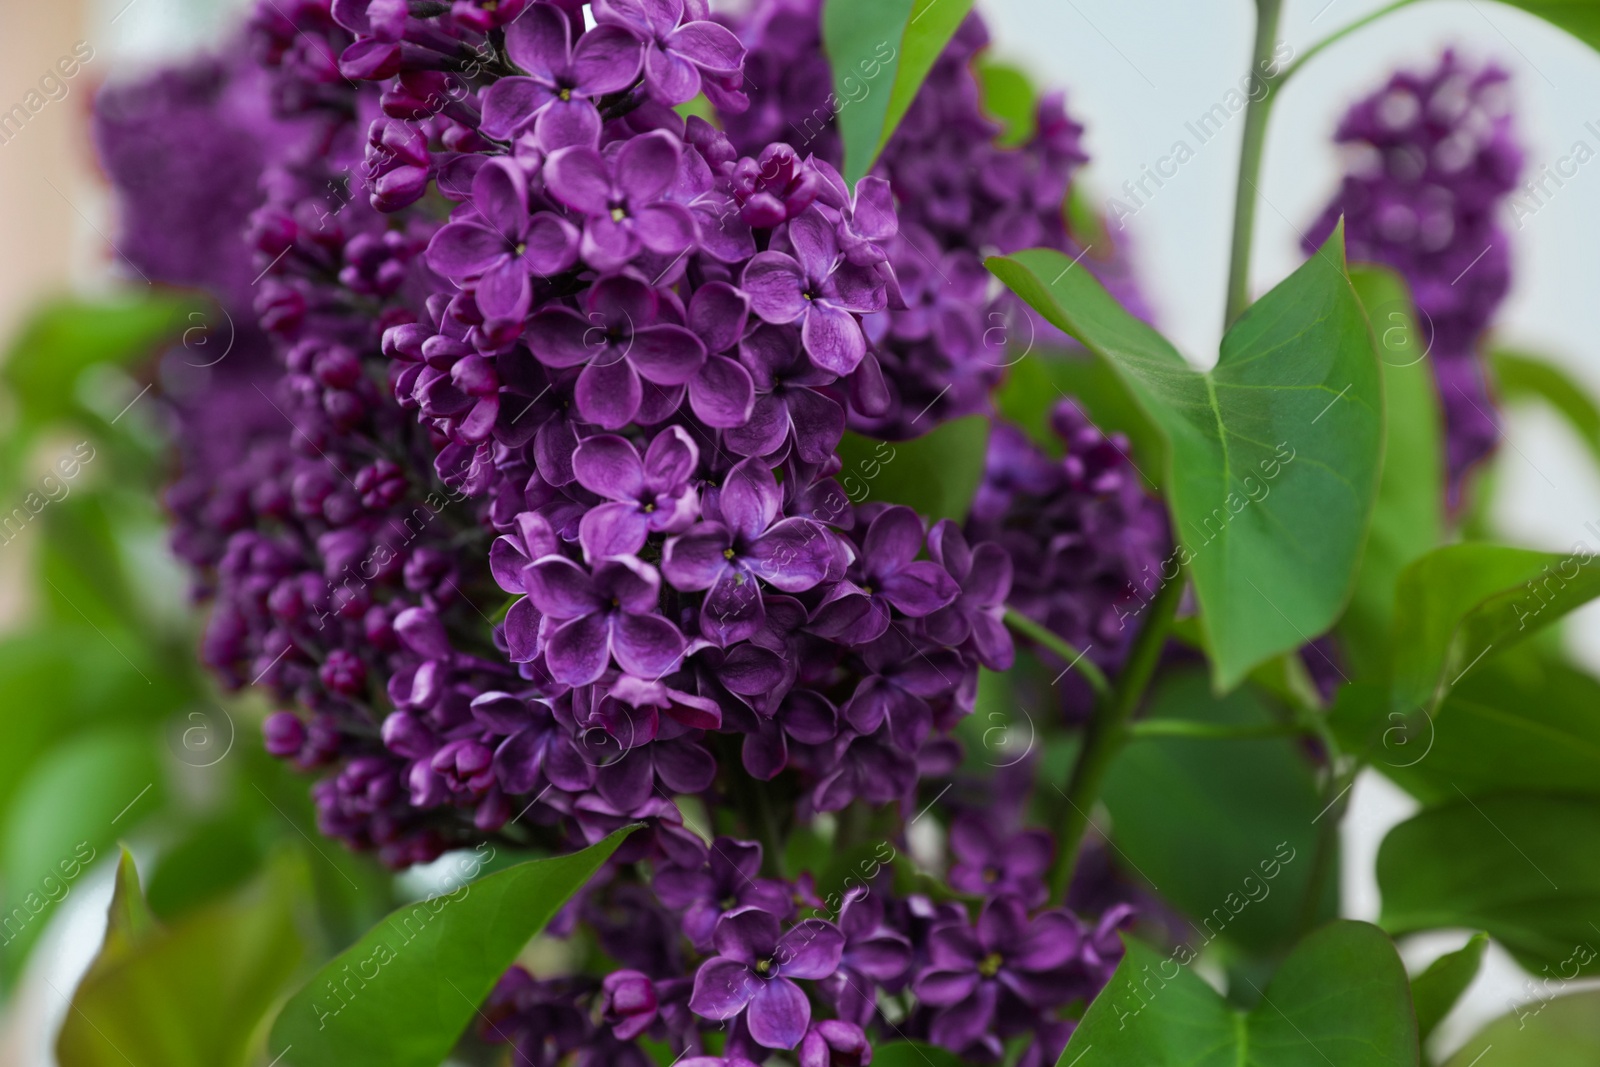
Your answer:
[102,0,1149,1060]
[1305,50,1522,505]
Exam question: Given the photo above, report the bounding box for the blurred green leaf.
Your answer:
[1341,268,1445,679]
[1492,347,1600,472]
[147,815,267,921]
[1,727,165,980]
[996,349,1166,486]
[1444,990,1600,1067]
[835,416,989,523]
[1101,672,1329,955]
[989,223,1383,690]
[1411,932,1487,1044]
[823,0,975,183]
[37,491,141,633]
[874,1041,966,1067]
[976,59,1036,146]
[1389,542,1600,713]
[2,295,191,431]
[100,847,159,967]
[1055,922,1417,1066]
[1493,2,1600,53]
[56,851,305,1067]
[269,826,638,1067]
[1379,793,1600,977]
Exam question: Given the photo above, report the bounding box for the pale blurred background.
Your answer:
[4,0,1600,1062]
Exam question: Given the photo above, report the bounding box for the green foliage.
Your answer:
[1,294,192,432]
[834,416,989,523]
[874,1041,967,1067]
[1444,990,1600,1067]
[976,59,1036,146]
[1340,268,1444,678]
[1493,347,1600,471]
[1378,794,1600,976]
[1,728,165,979]
[1389,543,1600,713]
[1054,922,1418,1066]
[1495,0,1600,52]
[995,348,1167,484]
[1410,933,1487,1044]
[1101,672,1328,955]
[822,0,975,183]
[56,850,305,1067]
[269,826,637,1067]
[989,224,1383,689]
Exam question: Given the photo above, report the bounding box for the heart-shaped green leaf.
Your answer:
[1102,672,1328,954]
[1445,990,1600,1067]
[1410,933,1487,1044]
[1055,920,1417,1066]
[1379,794,1600,977]
[834,416,989,523]
[269,826,637,1067]
[1389,543,1600,712]
[989,224,1382,689]
[822,0,975,184]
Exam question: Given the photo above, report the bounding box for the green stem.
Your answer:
[1296,759,1359,935]
[1047,573,1185,903]
[1003,608,1111,700]
[1278,0,1424,85]
[1126,719,1308,742]
[1223,0,1286,325]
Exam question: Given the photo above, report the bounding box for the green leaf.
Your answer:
[1492,1,1600,52]
[823,0,975,183]
[995,349,1166,486]
[873,1041,966,1067]
[100,847,159,966]
[834,416,989,523]
[1444,990,1600,1067]
[1055,921,1417,1066]
[1378,793,1600,976]
[1492,347,1600,473]
[976,59,1035,146]
[1411,933,1487,1044]
[1389,542,1600,713]
[1101,672,1328,954]
[989,224,1383,690]
[2,295,192,430]
[1340,268,1445,678]
[146,815,267,921]
[1,728,164,980]
[56,851,305,1067]
[269,826,638,1067]
[1336,650,1600,803]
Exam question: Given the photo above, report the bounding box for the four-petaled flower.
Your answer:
[593,0,746,107]
[545,129,700,270]
[574,425,701,560]
[690,906,845,1050]
[524,554,687,685]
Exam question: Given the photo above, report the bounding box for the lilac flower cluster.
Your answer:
[719,0,1150,438]
[99,0,1156,1059]
[1306,50,1522,504]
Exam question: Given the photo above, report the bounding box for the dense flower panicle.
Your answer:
[969,400,1170,695]
[1305,50,1522,503]
[719,0,1149,438]
[102,0,1151,1060]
